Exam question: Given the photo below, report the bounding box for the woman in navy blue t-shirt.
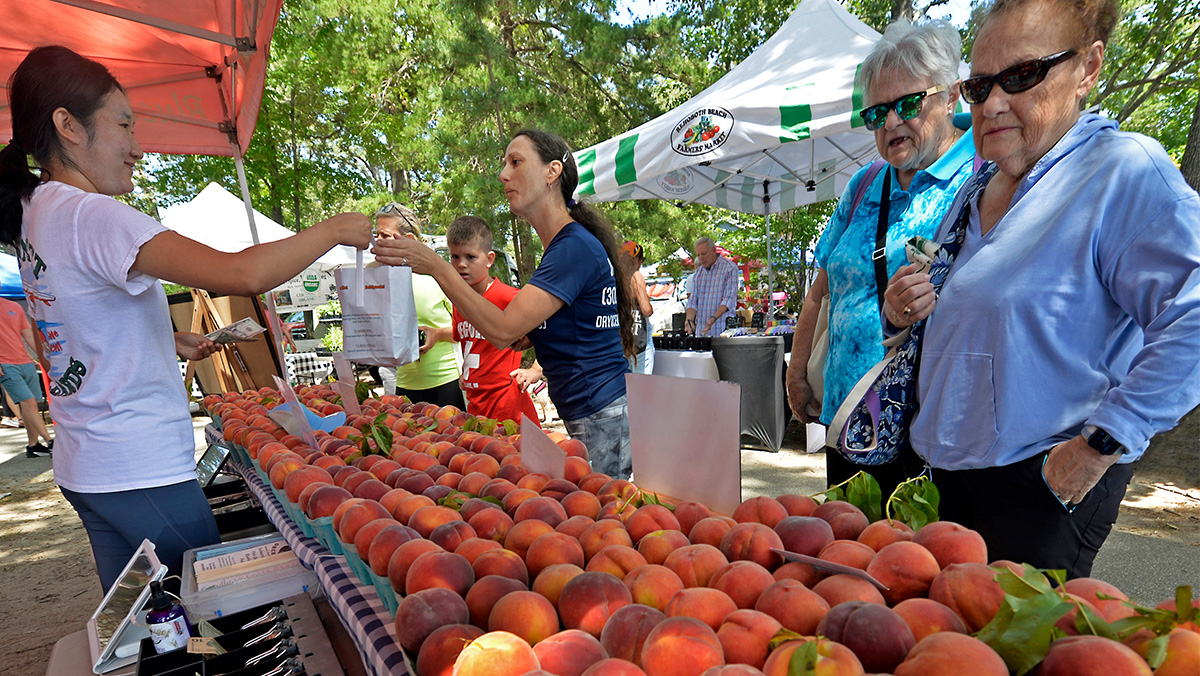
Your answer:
[375,129,635,480]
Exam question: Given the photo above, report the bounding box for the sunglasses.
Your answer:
[375,202,420,236]
[959,49,1076,105]
[859,85,947,131]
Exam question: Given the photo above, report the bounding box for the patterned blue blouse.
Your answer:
[813,132,975,426]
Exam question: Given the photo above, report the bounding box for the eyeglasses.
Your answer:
[859,85,947,131]
[959,50,1076,105]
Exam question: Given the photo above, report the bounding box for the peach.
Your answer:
[1145,628,1200,676]
[688,517,736,548]
[771,561,822,588]
[559,571,634,637]
[638,529,692,566]
[663,544,729,589]
[893,632,1007,675]
[927,562,1006,632]
[468,505,515,543]
[699,667,768,676]
[810,499,863,525]
[719,523,784,570]
[393,586,470,653]
[624,565,686,613]
[387,538,443,592]
[409,505,465,538]
[378,487,415,514]
[815,600,915,674]
[337,499,391,544]
[625,505,682,544]
[582,659,648,676]
[811,574,886,607]
[268,454,305,489]
[533,563,586,609]
[451,630,541,676]
[472,548,530,585]
[1062,578,1136,623]
[462,453,500,477]
[353,517,397,559]
[494,484,531,510]
[514,496,570,528]
[600,603,667,666]
[753,578,830,635]
[539,478,580,502]
[715,609,781,669]
[865,541,940,605]
[298,481,325,515]
[526,532,587,578]
[488,590,560,645]
[454,537,503,564]
[665,587,738,631]
[430,521,478,552]
[856,519,914,552]
[518,473,552,492]
[397,471,437,494]
[367,458,402,481]
[891,598,969,642]
[773,516,836,558]
[827,510,870,541]
[558,515,598,539]
[672,502,714,537]
[283,465,332,503]
[564,456,593,484]
[578,473,613,495]
[732,497,788,529]
[368,523,422,575]
[457,471,491,495]
[504,519,556,560]
[597,478,638,505]
[340,469,378,495]
[533,629,609,676]
[708,561,776,610]
[586,545,649,580]
[465,575,528,628]
[392,494,436,524]
[912,521,987,568]
[761,638,863,676]
[816,540,876,571]
[776,493,818,517]
[305,484,354,519]
[417,624,484,676]
[580,520,635,561]
[562,490,603,519]
[639,616,725,676]
[598,500,638,522]
[407,550,475,597]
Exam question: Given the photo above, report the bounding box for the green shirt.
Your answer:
[395,273,459,390]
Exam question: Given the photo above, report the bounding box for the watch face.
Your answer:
[1088,429,1123,455]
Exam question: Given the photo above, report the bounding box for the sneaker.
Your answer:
[1,417,19,428]
[25,442,52,458]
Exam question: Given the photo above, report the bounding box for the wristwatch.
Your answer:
[1081,425,1125,455]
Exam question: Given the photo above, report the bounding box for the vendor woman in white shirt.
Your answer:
[373,129,636,481]
[0,46,372,592]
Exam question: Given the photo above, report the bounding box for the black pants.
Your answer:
[932,451,1135,579]
[825,443,924,516]
[396,380,465,409]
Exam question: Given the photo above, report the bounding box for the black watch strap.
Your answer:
[1083,425,1125,455]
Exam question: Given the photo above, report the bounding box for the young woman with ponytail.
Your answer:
[374,129,635,480]
[1,46,372,591]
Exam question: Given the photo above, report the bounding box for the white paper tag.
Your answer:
[272,375,319,449]
[519,416,565,479]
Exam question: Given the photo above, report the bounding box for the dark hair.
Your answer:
[0,46,123,247]
[447,216,494,251]
[981,0,1121,47]
[513,129,635,356]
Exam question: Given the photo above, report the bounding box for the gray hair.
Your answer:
[857,21,962,102]
[695,236,716,249]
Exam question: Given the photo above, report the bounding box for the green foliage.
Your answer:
[823,470,883,522]
[885,474,941,530]
[320,325,343,352]
[351,411,394,455]
[976,564,1074,675]
[785,638,820,676]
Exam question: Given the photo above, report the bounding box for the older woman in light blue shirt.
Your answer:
[884,0,1199,577]
[787,20,975,507]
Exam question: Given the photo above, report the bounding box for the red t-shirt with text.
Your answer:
[452,279,540,426]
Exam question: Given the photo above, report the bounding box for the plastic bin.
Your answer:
[371,570,399,616]
[181,535,318,620]
[308,515,343,555]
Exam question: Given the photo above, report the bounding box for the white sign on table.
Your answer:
[332,353,362,417]
[271,375,320,450]
[519,416,566,479]
[626,373,741,515]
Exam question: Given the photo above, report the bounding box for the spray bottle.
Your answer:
[146,581,191,654]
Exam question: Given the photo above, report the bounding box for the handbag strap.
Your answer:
[825,325,911,448]
[872,169,892,311]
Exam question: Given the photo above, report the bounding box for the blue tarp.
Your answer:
[1,253,23,299]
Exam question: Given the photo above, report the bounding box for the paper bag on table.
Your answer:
[334,263,420,367]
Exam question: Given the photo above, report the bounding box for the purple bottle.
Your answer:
[146,580,191,654]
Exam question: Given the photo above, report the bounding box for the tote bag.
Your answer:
[335,263,420,367]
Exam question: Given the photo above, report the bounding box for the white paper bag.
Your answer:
[335,263,420,367]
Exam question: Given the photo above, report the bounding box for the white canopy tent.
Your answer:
[574,0,884,311]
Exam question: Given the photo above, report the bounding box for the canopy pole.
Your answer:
[763,179,773,324]
[233,151,290,384]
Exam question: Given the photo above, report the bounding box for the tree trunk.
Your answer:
[1179,90,1200,193]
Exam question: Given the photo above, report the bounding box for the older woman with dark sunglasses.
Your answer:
[786,20,975,507]
[884,0,1199,577]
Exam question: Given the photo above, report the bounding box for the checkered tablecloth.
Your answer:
[234,461,409,676]
[285,352,335,385]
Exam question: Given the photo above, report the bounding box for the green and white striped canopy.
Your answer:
[575,0,882,215]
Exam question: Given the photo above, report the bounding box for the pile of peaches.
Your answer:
[205,386,1197,676]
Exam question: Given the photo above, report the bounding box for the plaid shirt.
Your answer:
[687,255,739,337]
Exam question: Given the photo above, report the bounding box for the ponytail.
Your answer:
[0,142,39,247]
[513,129,635,355]
[1,46,123,248]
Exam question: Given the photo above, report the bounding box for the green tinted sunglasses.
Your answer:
[859,85,947,131]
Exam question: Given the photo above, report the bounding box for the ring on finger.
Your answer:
[903,306,912,315]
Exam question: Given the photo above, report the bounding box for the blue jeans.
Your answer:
[565,395,632,480]
[60,480,221,592]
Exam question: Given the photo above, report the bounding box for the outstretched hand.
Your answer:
[175,332,219,361]
[373,237,442,275]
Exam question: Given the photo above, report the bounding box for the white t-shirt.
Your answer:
[20,182,196,493]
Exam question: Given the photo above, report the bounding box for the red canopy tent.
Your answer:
[0,0,289,372]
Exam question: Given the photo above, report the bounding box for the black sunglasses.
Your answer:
[859,85,947,131]
[375,202,420,235]
[959,50,1077,105]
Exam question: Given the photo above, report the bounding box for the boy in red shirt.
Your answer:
[439,217,540,426]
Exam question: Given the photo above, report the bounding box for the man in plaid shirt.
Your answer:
[685,237,739,337]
